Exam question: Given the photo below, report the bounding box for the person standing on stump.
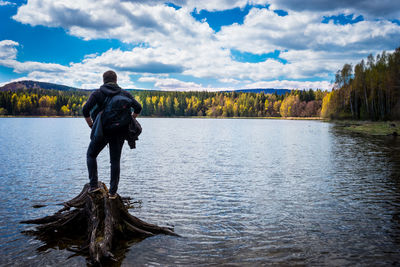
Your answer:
[82,70,142,199]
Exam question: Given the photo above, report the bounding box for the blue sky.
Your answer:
[0,0,399,90]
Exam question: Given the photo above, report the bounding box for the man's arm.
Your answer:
[125,91,142,118]
[82,92,98,128]
[131,99,141,119]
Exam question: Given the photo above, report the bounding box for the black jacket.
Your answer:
[127,117,142,149]
[82,83,142,119]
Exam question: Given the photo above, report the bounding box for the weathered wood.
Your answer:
[20,182,179,265]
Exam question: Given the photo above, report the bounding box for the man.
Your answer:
[82,70,142,199]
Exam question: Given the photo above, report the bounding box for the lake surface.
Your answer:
[0,118,400,266]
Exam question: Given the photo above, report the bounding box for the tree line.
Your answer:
[321,46,400,120]
[0,88,87,116]
[0,88,324,118]
[1,46,398,120]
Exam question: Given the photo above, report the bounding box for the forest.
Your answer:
[321,46,400,120]
[0,47,398,120]
[0,87,324,118]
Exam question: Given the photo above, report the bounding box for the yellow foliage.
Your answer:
[39,95,56,108]
[321,91,333,118]
[135,95,142,104]
[159,96,165,106]
[280,95,298,117]
[151,96,158,105]
[60,105,70,115]
[17,94,32,112]
[146,97,151,106]
[173,97,179,113]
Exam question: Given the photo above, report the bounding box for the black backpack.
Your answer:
[90,92,133,141]
[101,93,133,132]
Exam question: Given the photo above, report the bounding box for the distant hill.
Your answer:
[0,80,154,92]
[0,80,290,95]
[0,80,81,92]
[227,88,291,95]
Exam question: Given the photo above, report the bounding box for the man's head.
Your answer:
[103,70,117,84]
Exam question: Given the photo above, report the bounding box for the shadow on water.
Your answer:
[331,125,400,180]
[332,125,400,246]
[21,214,147,267]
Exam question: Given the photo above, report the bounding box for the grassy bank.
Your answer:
[331,120,400,136]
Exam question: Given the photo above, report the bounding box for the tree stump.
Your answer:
[20,182,178,265]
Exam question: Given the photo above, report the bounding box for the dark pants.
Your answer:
[87,134,125,195]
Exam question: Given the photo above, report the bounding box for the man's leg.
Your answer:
[87,138,107,189]
[108,134,125,195]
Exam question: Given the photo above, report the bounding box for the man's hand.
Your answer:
[85,117,93,128]
[132,113,139,119]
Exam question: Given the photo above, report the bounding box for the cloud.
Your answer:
[0,1,16,6]
[121,0,400,18]
[245,80,333,90]
[14,0,122,29]
[186,0,249,11]
[8,68,137,90]
[0,40,69,74]
[0,40,19,60]
[75,48,185,74]
[121,0,263,12]
[0,59,68,73]
[217,8,400,54]
[268,0,400,19]
[7,1,400,91]
[13,0,213,44]
[115,62,183,73]
[219,78,241,84]
[0,42,136,89]
[138,76,204,91]
[214,7,400,79]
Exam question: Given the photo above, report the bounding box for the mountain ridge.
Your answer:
[0,80,291,95]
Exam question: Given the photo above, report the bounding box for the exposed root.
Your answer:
[20,182,179,265]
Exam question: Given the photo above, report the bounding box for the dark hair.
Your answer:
[103,70,117,83]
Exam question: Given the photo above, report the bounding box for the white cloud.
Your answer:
[217,8,400,54]
[0,40,73,82]
[0,1,16,6]
[245,80,333,90]
[268,0,400,19]
[10,68,136,90]
[185,0,249,12]
[0,40,19,60]
[13,0,214,44]
[0,44,137,89]
[219,78,241,84]
[138,76,204,91]
[0,59,68,73]
[5,1,400,91]
[119,0,267,12]
[96,0,400,19]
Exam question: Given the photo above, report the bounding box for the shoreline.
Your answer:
[330,120,400,136]
[1,115,398,136]
[0,115,323,120]
[0,115,322,120]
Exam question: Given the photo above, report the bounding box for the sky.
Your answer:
[0,0,399,91]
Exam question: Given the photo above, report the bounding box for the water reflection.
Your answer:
[1,118,400,266]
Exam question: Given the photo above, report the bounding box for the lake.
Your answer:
[0,118,400,266]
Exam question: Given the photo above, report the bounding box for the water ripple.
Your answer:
[1,118,400,266]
